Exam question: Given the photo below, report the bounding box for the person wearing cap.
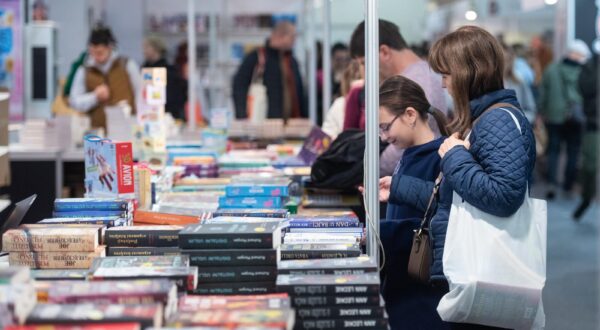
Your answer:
[539,39,592,200]
[69,26,141,130]
[143,36,186,121]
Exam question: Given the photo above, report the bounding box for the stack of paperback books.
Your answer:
[44,279,178,320]
[3,224,105,269]
[217,154,275,177]
[0,267,37,328]
[179,222,282,295]
[49,198,134,227]
[164,293,295,328]
[88,255,198,293]
[219,181,292,210]
[276,257,389,330]
[105,225,182,257]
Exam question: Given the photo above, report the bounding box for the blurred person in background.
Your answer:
[539,39,592,200]
[331,42,351,100]
[69,26,140,130]
[512,43,536,89]
[322,60,363,139]
[573,47,598,220]
[232,21,307,120]
[142,36,186,121]
[504,46,537,123]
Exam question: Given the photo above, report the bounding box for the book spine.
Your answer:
[52,210,128,218]
[178,232,274,249]
[290,295,381,307]
[196,266,277,283]
[38,218,123,227]
[91,274,193,292]
[2,231,98,252]
[219,197,283,209]
[295,306,387,320]
[278,269,374,276]
[182,249,277,267]
[116,142,135,194]
[225,185,290,197]
[212,212,288,218]
[288,221,361,228]
[280,250,361,260]
[294,318,388,330]
[107,247,181,257]
[134,211,199,226]
[48,292,168,305]
[278,284,380,296]
[105,230,180,247]
[54,201,129,212]
[191,282,276,295]
[9,249,105,269]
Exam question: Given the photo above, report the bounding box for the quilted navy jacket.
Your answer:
[393,89,536,283]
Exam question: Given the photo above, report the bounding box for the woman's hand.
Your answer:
[439,132,470,158]
[358,176,392,202]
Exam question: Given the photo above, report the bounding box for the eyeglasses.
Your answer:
[379,114,400,137]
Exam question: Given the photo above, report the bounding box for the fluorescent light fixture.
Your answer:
[465,10,478,21]
[545,0,558,5]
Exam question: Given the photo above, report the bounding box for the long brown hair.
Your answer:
[380,75,449,136]
[428,26,505,137]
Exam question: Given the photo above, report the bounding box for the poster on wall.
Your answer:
[0,0,23,121]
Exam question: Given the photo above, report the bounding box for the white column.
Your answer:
[307,0,318,125]
[187,0,197,130]
[365,0,380,260]
[322,0,332,122]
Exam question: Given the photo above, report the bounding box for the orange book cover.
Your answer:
[134,210,199,226]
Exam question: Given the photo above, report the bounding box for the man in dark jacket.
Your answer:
[574,52,598,220]
[232,21,307,120]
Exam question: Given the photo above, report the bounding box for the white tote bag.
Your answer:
[247,48,268,124]
[437,109,547,330]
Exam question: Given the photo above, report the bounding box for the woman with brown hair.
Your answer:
[376,75,450,329]
[397,26,536,329]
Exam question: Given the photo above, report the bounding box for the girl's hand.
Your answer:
[439,132,470,158]
[358,176,392,202]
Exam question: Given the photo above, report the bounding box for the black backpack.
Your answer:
[311,129,388,190]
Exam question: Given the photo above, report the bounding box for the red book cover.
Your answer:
[115,142,135,194]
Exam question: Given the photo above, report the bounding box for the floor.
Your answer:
[532,185,599,330]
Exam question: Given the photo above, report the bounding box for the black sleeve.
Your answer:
[232,51,259,119]
[291,56,308,118]
[579,59,597,99]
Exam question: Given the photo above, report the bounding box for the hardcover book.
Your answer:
[276,274,380,297]
[179,223,281,250]
[105,226,182,247]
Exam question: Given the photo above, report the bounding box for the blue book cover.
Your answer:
[225,184,290,197]
[218,197,285,209]
[52,210,130,218]
[212,208,289,218]
[54,198,130,212]
[38,217,128,227]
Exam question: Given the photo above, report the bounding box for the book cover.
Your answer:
[218,196,285,209]
[2,226,101,252]
[280,244,361,260]
[31,269,88,281]
[295,318,388,330]
[297,127,332,165]
[196,266,277,283]
[290,295,381,307]
[182,249,279,267]
[89,255,190,270]
[191,281,276,295]
[84,136,135,198]
[47,279,177,319]
[212,208,289,218]
[296,305,386,320]
[225,184,290,197]
[178,293,290,312]
[90,266,198,292]
[9,246,106,269]
[105,226,182,247]
[54,198,131,212]
[38,217,128,227]
[133,210,200,226]
[278,256,377,276]
[52,210,130,218]
[276,274,380,296]
[26,303,162,328]
[107,246,181,257]
[167,309,294,329]
[179,223,281,250]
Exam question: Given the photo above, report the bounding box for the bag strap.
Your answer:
[466,102,518,139]
[417,173,443,233]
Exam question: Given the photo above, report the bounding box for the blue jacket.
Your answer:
[394,89,536,283]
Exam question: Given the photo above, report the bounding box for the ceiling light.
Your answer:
[465,10,478,21]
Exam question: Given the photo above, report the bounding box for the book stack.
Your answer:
[179,222,282,295]
[219,181,292,210]
[164,294,295,329]
[217,154,274,177]
[212,208,289,219]
[45,279,178,320]
[88,255,198,293]
[171,177,230,193]
[105,225,182,257]
[277,257,389,330]
[3,224,105,269]
[43,198,134,227]
[282,215,364,246]
[0,267,37,328]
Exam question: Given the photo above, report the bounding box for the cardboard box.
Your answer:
[0,149,10,187]
[0,92,9,146]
